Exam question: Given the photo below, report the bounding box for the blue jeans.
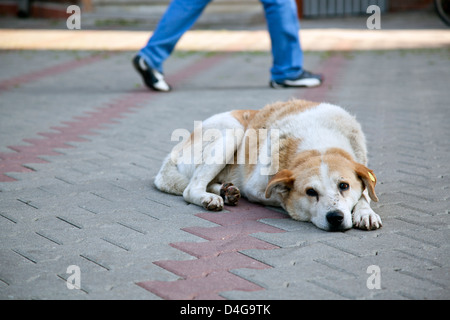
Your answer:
[139,0,303,81]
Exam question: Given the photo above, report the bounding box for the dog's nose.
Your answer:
[326,210,344,227]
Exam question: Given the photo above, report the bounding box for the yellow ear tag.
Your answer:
[368,172,375,182]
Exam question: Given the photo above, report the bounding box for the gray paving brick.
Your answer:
[1,39,449,300]
[252,223,349,248]
[231,259,355,291]
[241,242,355,268]
[221,279,346,300]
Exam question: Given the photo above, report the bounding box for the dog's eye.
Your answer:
[339,182,349,191]
[306,188,318,197]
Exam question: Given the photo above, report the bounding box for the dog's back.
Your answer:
[261,101,368,165]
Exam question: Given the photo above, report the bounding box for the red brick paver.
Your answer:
[137,199,288,300]
[0,53,229,182]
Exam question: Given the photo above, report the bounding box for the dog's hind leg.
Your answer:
[183,149,235,211]
[154,154,189,195]
[183,122,245,211]
[183,164,227,211]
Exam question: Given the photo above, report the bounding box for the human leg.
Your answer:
[133,0,212,91]
[260,0,322,87]
[260,0,303,81]
[139,0,212,72]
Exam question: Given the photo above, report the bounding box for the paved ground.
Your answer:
[0,9,449,300]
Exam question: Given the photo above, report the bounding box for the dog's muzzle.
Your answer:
[326,210,345,231]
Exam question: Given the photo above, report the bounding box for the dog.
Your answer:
[154,99,382,231]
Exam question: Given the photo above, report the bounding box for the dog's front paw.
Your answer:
[220,183,241,206]
[201,194,224,211]
[353,207,382,230]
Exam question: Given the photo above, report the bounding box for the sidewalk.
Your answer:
[1,9,449,52]
[0,10,449,300]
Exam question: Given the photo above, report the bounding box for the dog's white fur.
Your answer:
[155,99,382,231]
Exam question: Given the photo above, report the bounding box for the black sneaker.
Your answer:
[270,70,323,88]
[132,55,171,92]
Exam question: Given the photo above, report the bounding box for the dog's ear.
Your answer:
[265,169,294,199]
[354,162,379,202]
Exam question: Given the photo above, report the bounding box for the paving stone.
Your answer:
[221,280,346,300]
[0,29,449,300]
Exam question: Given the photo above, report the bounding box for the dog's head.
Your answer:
[265,149,378,231]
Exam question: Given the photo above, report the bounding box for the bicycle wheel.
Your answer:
[435,0,450,26]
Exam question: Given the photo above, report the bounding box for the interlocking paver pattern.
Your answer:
[0,11,449,300]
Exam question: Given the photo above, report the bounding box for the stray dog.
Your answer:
[155,99,382,231]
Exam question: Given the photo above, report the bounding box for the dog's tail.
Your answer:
[154,155,189,195]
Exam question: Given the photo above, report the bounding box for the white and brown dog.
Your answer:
[155,99,382,231]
